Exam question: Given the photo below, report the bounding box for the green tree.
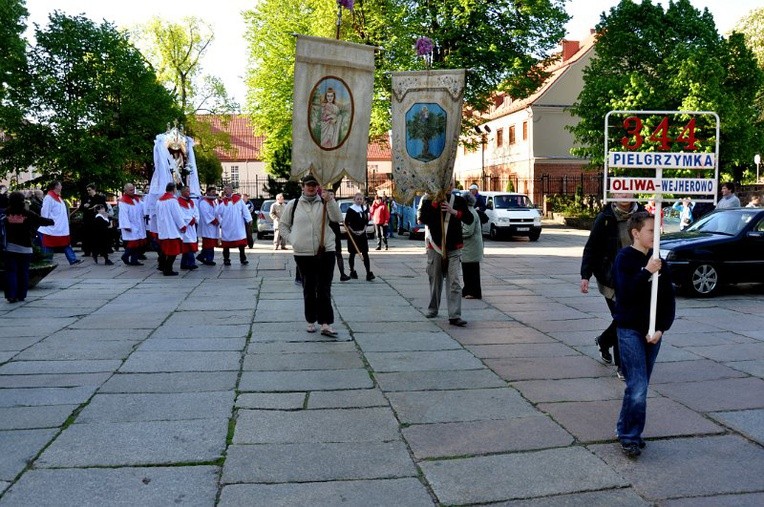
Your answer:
[569,0,764,182]
[732,7,764,67]
[131,17,238,172]
[0,13,180,195]
[0,0,28,127]
[406,107,446,161]
[244,0,569,172]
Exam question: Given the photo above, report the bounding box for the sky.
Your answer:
[23,0,763,106]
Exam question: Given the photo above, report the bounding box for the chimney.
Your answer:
[562,40,580,62]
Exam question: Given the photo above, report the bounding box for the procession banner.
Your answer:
[291,35,375,187]
[391,69,466,202]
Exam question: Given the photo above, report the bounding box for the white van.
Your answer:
[479,191,542,241]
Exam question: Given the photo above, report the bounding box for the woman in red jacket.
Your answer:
[370,195,389,250]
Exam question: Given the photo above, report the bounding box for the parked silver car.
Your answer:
[256,199,275,239]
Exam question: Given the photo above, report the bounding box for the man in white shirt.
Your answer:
[216,184,252,266]
[177,185,200,270]
[717,182,741,209]
[118,183,147,266]
[197,186,220,265]
[156,182,186,276]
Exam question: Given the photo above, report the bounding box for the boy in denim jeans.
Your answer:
[613,211,675,458]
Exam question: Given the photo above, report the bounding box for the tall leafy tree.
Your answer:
[0,0,29,142]
[131,17,237,178]
[0,13,180,195]
[732,7,764,68]
[569,0,764,182]
[244,0,569,172]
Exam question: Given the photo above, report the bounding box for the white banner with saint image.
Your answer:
[291,35,375,187]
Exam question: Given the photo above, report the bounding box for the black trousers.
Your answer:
[294,252,335,325]
[461,261,482,298]
[600,297,621,367]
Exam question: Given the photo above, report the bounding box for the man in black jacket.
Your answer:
[419,188,474,327]
[580,194,644,379]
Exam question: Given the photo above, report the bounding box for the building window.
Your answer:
[509,125,516,145]
[523,121,528,140]
[496,128,503,147]
[230,165,239,188]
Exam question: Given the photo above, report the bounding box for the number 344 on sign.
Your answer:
[620,116,699,151]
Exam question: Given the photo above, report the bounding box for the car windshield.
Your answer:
[339,201,352,213]
[260,201,274,212]
[687,211,754,235]
[493,195,532,209]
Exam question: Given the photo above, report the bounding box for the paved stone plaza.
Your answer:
[1,223,763,506]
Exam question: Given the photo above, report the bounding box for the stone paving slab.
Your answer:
[0,360,122,375]
[402,415,573,459]
[14,339,138,361]
[347,321,441,333]
[242,351,363,371]
[338,305,429,322]
[249,331,352,343]
[233,408,400,444]
[650,359,749,384]
[511,377,637,403]
[76,392,235,423]
[486,355,608,381]
[151,324,251,339]
[164,311,254,327]
[0,337,45,351]
[118,351,241,372]
[651,343,704,362]
[538,397,724,443]
[307,389,388,409]
[709,409,764,445]
[661,492,764,507]
[68,313,168,329]
[0,466,219,507]
[688,343,764,362]
[0,387,95,407]
[36,418,229,467]
[387,388,536,424]
[137,338,246,351]
[238,369,373,392]
[218,478,433,507]
[726,360,764,377]
[246,341,357,354]
[0,373,110,389]
[588,435,764,501]
[451,327,556,345]
[375,369,506,392]
[0,405,77,430]
[495,489,652,506]
[222,441,417,483]
[420,446,628,505]
[0,321,74,338]
[364,350,485,372]
[43,329,153,342]
[466,343,579,359]
[0,429,57,481]
[651,377,764,412]
[100,371,238,393]
[236,393,306,410]
[668,331,758,347]
[353,332,462,352]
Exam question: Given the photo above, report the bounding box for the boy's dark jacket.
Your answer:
[580,203,645,288]
[614,246,676,335]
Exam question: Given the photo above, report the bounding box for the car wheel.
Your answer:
[256,232,264,240]
[687,263,720,297]
[528,230,541,242]
[489,225,500,241]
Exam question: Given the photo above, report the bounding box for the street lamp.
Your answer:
[474,125,491,189]
[755,153,761,183]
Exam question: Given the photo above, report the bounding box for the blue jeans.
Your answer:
[43,244,78,264]
[3,251,31,301]
[616,327,661,444]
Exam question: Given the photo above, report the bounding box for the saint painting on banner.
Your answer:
[309,78,353,150]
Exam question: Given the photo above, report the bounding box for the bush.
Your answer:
[546,193,602,218]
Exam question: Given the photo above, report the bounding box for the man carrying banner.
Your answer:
[418,187,472,327]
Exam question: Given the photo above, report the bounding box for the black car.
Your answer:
[659,208,764,297]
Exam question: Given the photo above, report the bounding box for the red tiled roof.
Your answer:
[194,114,391,162]
[194,115,264,161]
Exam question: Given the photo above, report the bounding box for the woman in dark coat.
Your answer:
[345,193,374,281]
[3,191,54,302]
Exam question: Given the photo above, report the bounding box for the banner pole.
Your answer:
[648,167,662,336]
